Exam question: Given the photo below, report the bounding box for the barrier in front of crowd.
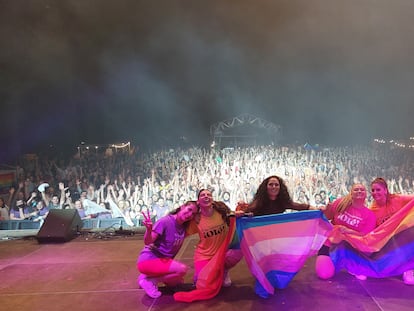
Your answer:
[0,218,144,230]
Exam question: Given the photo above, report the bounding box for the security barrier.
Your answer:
[0,218,143,230]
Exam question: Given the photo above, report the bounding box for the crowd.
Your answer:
[1,143,413,224]
[1,142,414,300]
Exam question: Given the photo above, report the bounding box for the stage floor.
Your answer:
[0,229,412,311]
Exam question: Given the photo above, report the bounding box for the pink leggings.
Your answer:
[137,258,173,277]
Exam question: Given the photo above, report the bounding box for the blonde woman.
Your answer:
[315,183,376,280]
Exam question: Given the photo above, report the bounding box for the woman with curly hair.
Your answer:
[241,175,312,216]
[235,175,315,298]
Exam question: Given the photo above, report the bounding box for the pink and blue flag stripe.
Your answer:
[236,210,332,296]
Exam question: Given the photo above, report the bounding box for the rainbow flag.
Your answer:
[329,199,414,277]
[174,216,237,302]
[0,171,15,195]
[236,210,332,296]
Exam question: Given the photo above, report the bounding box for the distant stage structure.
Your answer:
[210,114,282,149]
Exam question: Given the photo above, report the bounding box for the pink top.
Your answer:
[325,198,376,235]
[370,194,414,226]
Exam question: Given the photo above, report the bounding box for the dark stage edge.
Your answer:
[0,230,412,311]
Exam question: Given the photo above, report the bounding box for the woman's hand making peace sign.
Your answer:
[141,209,153,230]
[141,209,157,246]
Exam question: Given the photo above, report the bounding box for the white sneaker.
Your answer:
[354,274,367,281]
[403,270,414,285]
[222,270,232,287]
[139,276,161,298]
[137,274,145,288]
[349,271,367,281]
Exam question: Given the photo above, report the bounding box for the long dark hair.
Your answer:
[212,201,232,225]
[251,175,292,210]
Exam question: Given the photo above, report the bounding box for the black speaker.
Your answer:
[36,209,82,243]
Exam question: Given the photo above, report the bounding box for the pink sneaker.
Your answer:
[139,277,161,298]
[403,270,414,285]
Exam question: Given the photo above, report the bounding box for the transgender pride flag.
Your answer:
[236,210,332,296]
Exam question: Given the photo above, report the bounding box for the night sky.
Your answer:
[1,0,414,161]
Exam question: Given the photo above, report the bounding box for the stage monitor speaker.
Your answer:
[36,209,82,243]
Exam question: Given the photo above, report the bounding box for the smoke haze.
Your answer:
[1,0,414,159]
